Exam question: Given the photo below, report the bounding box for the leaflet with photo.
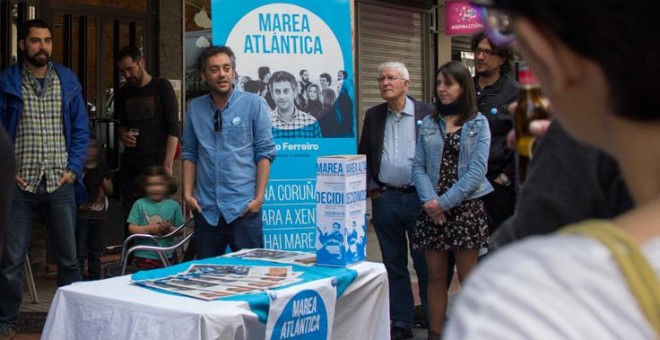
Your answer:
[225,248,317,266]
[132,264,304,301]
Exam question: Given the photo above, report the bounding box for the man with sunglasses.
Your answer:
[471,32,519,232]
[182,46,276,259]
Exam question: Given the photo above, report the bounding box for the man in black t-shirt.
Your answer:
[115,46,180,237]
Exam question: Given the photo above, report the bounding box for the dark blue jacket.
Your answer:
[0,62,89,204]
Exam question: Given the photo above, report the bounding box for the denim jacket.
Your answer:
[412,112,493,211]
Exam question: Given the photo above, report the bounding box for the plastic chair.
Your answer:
[119,218,195,276]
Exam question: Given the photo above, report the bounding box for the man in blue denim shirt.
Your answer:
[182,46,276,258]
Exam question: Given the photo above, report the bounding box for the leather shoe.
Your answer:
[413,304,427,328]
[391,326,413,340]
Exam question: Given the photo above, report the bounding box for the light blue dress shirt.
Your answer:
[379,97,416,187]
[182,90,276,225]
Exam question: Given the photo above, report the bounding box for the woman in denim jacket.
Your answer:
[412,61,493,339]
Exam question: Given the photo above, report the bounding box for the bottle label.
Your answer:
[517,136,535,158]
[519,70,539,87]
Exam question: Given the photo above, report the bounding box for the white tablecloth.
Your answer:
[42,262,389,340]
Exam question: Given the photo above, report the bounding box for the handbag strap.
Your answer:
[561,220,660,334]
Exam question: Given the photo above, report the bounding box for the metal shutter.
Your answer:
[451,35,472,60]
[356,1,432,137]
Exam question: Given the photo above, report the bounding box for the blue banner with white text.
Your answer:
[212,0,357,251]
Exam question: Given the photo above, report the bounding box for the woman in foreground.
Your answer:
[446,0,660,338]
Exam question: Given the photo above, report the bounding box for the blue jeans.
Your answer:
[371,190,428,331]
[0,182,82,324]
[194,211,263,259]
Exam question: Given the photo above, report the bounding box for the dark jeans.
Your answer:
[0,182,82,325]
[194,212,263,259]
[75,217,105,280]
[371,190,428,331]
[482,182,516,234]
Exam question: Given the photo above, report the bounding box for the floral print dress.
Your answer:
[414,128,489,251]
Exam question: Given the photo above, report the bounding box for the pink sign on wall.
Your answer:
[445,1,484,36]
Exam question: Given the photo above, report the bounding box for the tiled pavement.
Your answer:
[16,221,460,339]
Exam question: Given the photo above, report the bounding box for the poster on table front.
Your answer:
[212,0,357,251]
[265,277,336,339]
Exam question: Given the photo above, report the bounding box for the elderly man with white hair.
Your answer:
[358,62,434,340]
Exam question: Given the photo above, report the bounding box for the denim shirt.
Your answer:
[412,112,493,211]
[182,90,276,225]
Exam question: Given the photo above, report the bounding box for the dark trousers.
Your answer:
[371,190,428,331]
[75,217,105,280]
[482,182,516,234]
[0,182,82,325]
[194,212,264,259]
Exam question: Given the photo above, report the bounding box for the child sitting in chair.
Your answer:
[127,166,183,269]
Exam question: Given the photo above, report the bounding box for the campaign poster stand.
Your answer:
[212,0,357,252]
[315,155,367,267]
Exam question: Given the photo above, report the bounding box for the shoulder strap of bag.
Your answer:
[561,220,660,334]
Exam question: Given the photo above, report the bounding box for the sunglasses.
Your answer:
[214,109,222,133]
[471,0,516,45]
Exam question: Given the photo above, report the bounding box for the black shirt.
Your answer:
[490,121,633,249]
[78,163,113,220]
[117,78,180,167]
[475,75,519,180]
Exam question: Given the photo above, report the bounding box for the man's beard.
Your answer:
[26,50,51,67]
[476,65,495,78]
[126,69,143,86]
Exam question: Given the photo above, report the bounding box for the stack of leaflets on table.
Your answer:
[224,248,317,266]
[131,264,303,301]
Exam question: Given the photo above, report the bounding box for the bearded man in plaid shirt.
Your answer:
[269,71,322,139]
[0,19,88,338]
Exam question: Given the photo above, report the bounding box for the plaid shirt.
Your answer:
[15,63,68,193]
[271,108,322,138]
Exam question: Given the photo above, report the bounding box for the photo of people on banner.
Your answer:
[238,67,354,138]
[317,220,366,263]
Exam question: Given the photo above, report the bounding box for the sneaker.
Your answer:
[0,322,17,340]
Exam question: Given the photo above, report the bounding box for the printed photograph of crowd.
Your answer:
[238,67,354,139]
